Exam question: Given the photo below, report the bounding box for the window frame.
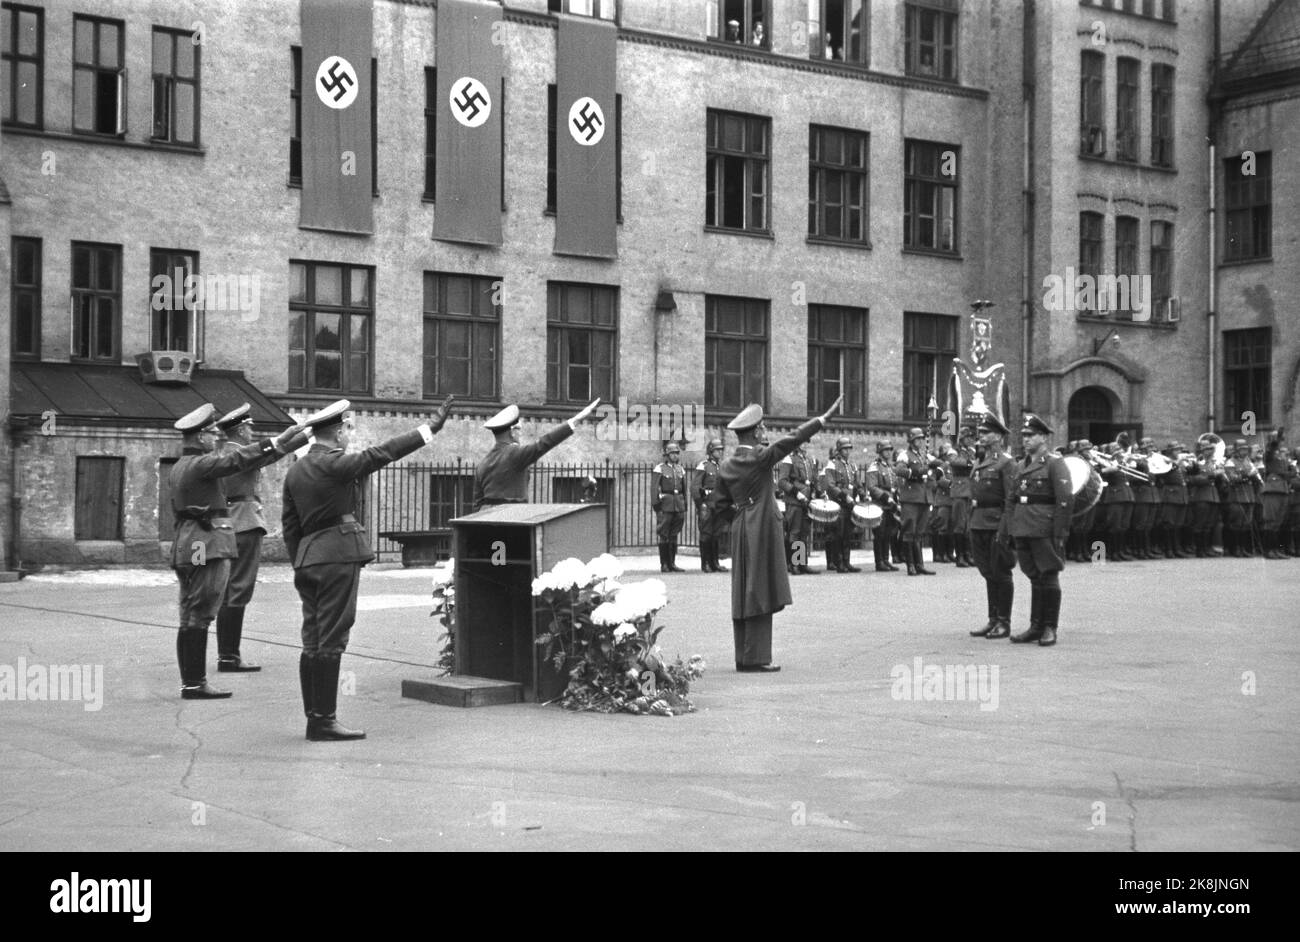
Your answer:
[429,472,476,528]
[807,0,869,65]
[808,124,870,245]
[150,26,200,146]
[1113,215,1140,317]
[546,282,619,405]
[11,235,41,359]
[1222,327,1271,427]
[1079,211,1104,287]
[710,1,772,49]
[1115,56,1139,162]
[287,260,376,395]
[148,248,202,355]
[1150,63,1174,168]
[904,1,958,82]
[902,311,959,422]
[71,13,125,137]
[807,303,868,417]
[70,241,122,363]
[1150,220,1172,305]
[546,84,622,221]
[903,138,959,255]
[2,2,44,128]
[1080,50,1106,157]
[704,295,770,412]
[1224,151,1271,262]
[706,109,771,234]
[422,272,502,402]
[289,48,377,194]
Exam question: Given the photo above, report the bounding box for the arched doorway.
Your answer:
[1069,386,1116,444]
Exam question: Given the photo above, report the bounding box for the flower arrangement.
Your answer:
[430,558,456,674]
[533,553,704,716]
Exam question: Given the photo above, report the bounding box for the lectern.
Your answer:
[448,503,607,703]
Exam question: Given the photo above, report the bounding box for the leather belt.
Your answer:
[227,495,261,503]
[974,500,1004,508]
[305,513,357,536]
[1018,496,1054,505]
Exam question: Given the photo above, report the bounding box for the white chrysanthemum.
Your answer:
[430,561,456,588]
[531,571,558,596]
[585,553,624,583]
[591,600,631,627]
[615,578,668,620]
[612,623,638,642]
[591,577,623,597]
[550,557,589,591]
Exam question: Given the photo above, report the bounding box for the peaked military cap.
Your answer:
[1021,413,1054,436]
[175,403,218,434]
[977,411,1009,436]
[304,399,350,429]
[215,402,252,431]
[485,404,520,430]
[727,403,764,431]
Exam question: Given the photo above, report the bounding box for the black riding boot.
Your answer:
[179,628,231,699]
[307,655,366,741]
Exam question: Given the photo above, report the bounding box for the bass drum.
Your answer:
[1062,455,1103,518]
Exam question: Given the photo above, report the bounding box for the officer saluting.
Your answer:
[473,399,600,511]
[283,396,453,741]
[1006,414,1073,646]
[653,442,688,573]
[170,404,306,699]
[967,412,1017,639]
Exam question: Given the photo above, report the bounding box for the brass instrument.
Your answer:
[1087,450,1149,482]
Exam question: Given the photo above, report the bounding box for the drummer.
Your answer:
[819,437,861,573]
[776,441,819,575]
[861,441,901,573]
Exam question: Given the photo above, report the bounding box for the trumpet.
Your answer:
[1087,451,1149,482]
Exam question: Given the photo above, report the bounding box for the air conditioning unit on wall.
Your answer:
[137,351,197,385]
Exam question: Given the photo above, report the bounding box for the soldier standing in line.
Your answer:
[1156,442,1191,558]
[1259,433,1294,559]
[213,404,273,673]
[862,441,901,573]
[283,397,453,741]
[1098,443,1135,561]
[777,440,819,575]
[1284,450,1300,557]
[1006,414,1073,647]
[652,441,688,573]
[1129,437,1162,560]
[894,428,937,576]
[948,428,976,567]
[473,399,601,511]
[692,438,728,573]
[169,404,306,699]
[1223,438,1261,557]
[927,444,954,564]
[819,437,860,573]
[968,412,1017,639]
[1186,437,1225,557]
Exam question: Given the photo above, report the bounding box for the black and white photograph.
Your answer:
[0,0,1294,902]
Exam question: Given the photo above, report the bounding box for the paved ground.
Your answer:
[1,550,1297,852]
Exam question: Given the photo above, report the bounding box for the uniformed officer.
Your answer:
[1098,443,1135,561]
[1259,435,1295,559]
[968,412,1017,639]
[894,428,937,576]
[927,444,954,564]
[653,442,688,573]
[214,403,272,673]
[1185,438,1225,557]
[819,437,860,573]
[862,441,901,572]
[711,397,842,672]
[948,429,976,567]
[170,404,305,699]
[1068,439,1100,562]
[1006,414,1072,646]
[1155,441,1191,558]
[1129,438,1163,560]
[777,441,819,575]
[283,396,453,741]
[693,438,728,572]
[1223,438,1261,557]
[473,399,600,511]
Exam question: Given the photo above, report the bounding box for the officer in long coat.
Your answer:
[214,403,272,673]
[967,412,1018,639]
[170,404,305,699]
[652,441,688,572]
[1006,414,1073,647]
[692,439,728,572]
[711,397,841,672]
[282,396,453,741]
[472,399,600,510]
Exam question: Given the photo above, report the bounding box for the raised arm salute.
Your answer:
[472,399,600,511]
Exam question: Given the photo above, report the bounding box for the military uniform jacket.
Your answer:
[1185,461,1221,503]
[1261,456,1294,495]
[862,462,898,505]
[693,458,722,509]
[1007,453,1073,541]
[969,452,1016,535]
[472,422,573,509]
[1131,457,1161,504]
[221,442,270,534]
[893,448,931,504]
[932,466,953,506]
[652,462,688,513]
[283,430,427,568]
[1224,458,1260,503]
[777,451,815,503]
[819,458,857,506]
[948,449,975,499]
[170,439,283,566]
[1157,461,1189,504]
[1100,465,1134,503]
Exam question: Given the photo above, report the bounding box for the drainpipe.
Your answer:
[1207,0,1220,435]
[1021,0,1036,414]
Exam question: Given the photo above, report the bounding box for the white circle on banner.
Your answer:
[315,55,359,110]
[449,77,492,128]
[567,97,606,146]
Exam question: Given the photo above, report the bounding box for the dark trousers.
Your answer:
[175,559,231,630]
[1131,502,1158,534]
[972,528,1015,620]
[1190,501,1219,533]
[294,562,362,657]
[222,530,263,609]
[785,506,813,566]
[656,511,685,544]
[733,614,773,667]
[899,502,929,542]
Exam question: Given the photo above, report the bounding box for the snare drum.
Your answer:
[851,502,882,529]
[808,498,841,524]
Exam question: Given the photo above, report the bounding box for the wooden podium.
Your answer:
[401,503,608,706]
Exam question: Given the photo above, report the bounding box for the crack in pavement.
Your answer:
[1114,771,1138,852]
[176,705,203,793]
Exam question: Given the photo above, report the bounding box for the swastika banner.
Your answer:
[299,0,374,234]
[555,15,617,258]
[433,0,504,246]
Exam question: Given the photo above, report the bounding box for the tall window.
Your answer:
[151,27,199,145]
[72,15,124,135]
[706,110,770,232]
[705,296,768,411]
[71,242,120,362]
[904,1,957,81]
[149,249,200,353]
[1079,211,1104,289]
[547,283,617,403]
[288,262,373,394]
[809,125,869,243]
[903,139,958,253]
[711,1,769,47]
[1114,216,1139,316]
[424,68,435,199]
[75,457,124,541]
[903,312,957,421]
[808,305,867,417]
[11,236,40,358]
[430,474,475,528]
[1080,51,1105,156]
[1151,64,1174,167]
[423,273,500,400]
[1224,151,1271,261]
[1223,328,1270,426]
[2,3,42,127]
[1115,57,1138,162]
[548,0,617,17]
[1150,221,1173,306]
[545,85,622,218]
[290,46,302,183]
[808,0,867,63]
